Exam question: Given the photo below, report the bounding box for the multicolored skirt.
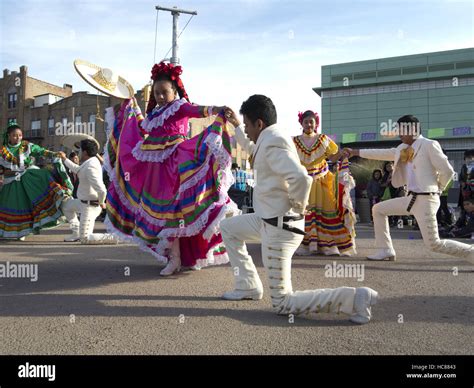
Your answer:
[303,159,356,255]
[0,168,68,238]
[104,100,238,267]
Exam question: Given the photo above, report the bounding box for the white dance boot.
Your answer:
[350,287,378,324]
[64,221,80,242]
[160,254,181,276]
[294,245,313,256]
[221,288,263,301]
[367,248,396,261]
[83,233,120,245]
[160,240,182,276]
[319,245,340,256]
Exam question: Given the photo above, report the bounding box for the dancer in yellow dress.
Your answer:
[293,110,356,256]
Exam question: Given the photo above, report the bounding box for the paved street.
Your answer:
[0,223,472,355]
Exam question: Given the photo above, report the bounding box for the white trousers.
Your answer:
[220,213,356,315]
[373,194,473,257]
[61,197,110,242]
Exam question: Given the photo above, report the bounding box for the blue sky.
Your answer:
[1,0,473,134]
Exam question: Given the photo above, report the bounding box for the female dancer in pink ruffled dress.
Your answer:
[104,62,238,275]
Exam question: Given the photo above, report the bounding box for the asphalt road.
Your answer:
[0,223,472,355]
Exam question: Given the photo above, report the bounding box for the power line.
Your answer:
[161,14,195,62]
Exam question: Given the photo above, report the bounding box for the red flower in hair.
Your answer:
[170,66,182,81]
[297,111,304,124]
[151,62,183,81]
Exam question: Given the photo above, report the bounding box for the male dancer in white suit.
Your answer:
[221,95,378,324]
[344,115,474,262]
[58,140,118,244]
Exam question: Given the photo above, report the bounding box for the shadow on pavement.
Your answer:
[0,292,357,326]
[0,292,472,327]
[0,234,472,328]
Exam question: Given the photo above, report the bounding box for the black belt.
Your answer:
[406,191,439,212]
[81,200,100,207]
[262,214,306,235]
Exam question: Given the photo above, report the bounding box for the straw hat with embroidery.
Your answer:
[73,59,134,99]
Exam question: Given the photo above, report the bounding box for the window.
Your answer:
[331,74,351,82]
[75,114,82,124]
[353,71,376,80]
[48,118,55,135]
[378,68,401,77]
[31,120,41,130]
[31,120,41,137]
[428,63,455,72]
[8,93,17,109]
[456,60,474,69]
[402,65,427,75]
[89,114,96,125]
[58,117,68,135]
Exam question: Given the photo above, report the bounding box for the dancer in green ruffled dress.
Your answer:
[0,124,72,238]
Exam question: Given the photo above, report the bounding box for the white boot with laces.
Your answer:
[160,254,181,276]
[160,240,182,276]
[64,221,80,242]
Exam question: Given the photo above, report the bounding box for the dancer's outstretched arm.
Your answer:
[178,102,226,119]
[58,152,80,174]
[224,107,256,155]
[30,143,60,159]
[343,147,396,161]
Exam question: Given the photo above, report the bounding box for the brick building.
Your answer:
[29,92,124,151]
[1,65,72,134]
[0,66,141,152]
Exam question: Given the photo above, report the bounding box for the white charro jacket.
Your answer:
[359,135,454,192]
[234,124,312,218]
[63,156,107,204]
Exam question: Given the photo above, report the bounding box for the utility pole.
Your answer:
[155,5,197,65]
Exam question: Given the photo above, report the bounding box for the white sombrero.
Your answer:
[74,59,134,99]
[61,134,100,152]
